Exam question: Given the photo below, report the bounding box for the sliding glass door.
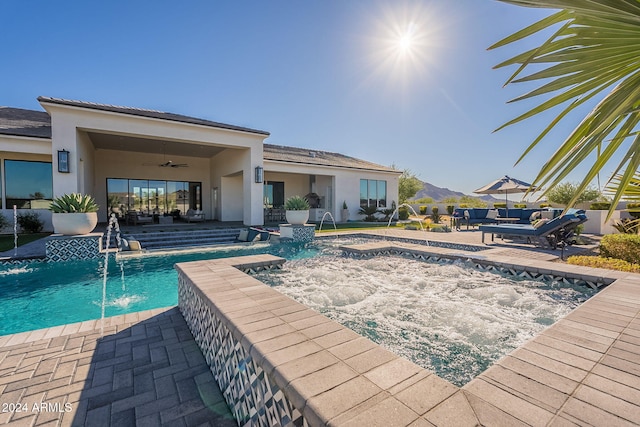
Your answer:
[107,178,202,216]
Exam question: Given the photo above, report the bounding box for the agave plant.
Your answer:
[50,193,99,213]
[490,1,640,219]
[284,195,310,211]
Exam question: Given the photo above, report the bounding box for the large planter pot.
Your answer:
[285,210,309,225]
[341,209,350,222]
[52,212,98,235]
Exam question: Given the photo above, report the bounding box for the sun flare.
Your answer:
[362,3,447,87]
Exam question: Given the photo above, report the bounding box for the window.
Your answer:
[263,181,284,208]
[4,160,53,209]
[107,178,201,216]
[360,179,387,208]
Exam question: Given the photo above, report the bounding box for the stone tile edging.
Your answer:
[176,255,467,426]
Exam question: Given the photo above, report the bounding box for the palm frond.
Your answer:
[492,0,640,219]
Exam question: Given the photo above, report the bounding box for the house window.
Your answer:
[4,160,53,209]
[360,179,387,208]
[107,178,201,216]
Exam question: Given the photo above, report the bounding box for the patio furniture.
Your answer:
[453,208,547,230]
[182,209,205,223]
[126,210,153,225]
[479,209,588,249]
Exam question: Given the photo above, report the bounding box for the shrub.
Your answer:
[398,207,409,220]
[589,202,612,210]
[539,203,552,208]
[17,212,44,233]
[419,205,427,215]
[430,206,440,224]
[612,218,640,234]
[359,205,380,221]
[600,234,640,264]
[627,202,640,219]
[413,197,434,204]
[567,255,640,273]
[446,205,454,215]
[493,203,507,208]
[514,203,527,208]
[459,204,469,208]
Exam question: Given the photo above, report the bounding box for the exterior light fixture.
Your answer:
[58,150,70,173]
[255,166,264,183]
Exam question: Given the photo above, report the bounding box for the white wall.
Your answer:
[41,100,267,226]
[264,160,400,221]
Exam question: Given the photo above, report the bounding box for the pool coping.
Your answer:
[174,242,640,426]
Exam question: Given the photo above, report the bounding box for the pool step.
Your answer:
[104,228,245,250]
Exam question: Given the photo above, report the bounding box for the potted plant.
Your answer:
[284,195,310,225]
[341,200,349,222]
[50,193,99,235]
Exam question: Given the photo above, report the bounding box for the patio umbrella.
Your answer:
[473,175,536,217]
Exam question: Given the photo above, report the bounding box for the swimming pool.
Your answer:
[0,239,351,336]
[254,255,597,386]
[0,236,597,387]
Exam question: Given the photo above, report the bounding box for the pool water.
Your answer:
[254,255,597,386]
[0,240,342,336]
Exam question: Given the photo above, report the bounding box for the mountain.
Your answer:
[410,181,500,203]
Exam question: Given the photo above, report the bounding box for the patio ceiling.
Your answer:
[87,131,226,158]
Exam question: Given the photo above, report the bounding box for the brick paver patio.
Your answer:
[0,307,235,426]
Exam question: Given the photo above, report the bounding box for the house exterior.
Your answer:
[0,97,400,230]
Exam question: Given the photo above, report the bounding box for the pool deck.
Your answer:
[1,229,639,426]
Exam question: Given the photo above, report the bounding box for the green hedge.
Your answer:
[589,202,611,210]
[567,255,640,273]
[600,234,640,265]
[493,203,507,208]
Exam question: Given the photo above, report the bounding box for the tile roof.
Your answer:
[0,101,398,173]
[37,96,270,136]
[0,107,51,138]
[263,143,399,173]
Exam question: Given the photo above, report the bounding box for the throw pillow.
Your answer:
[237,229,249,242]
[532,219,549,229]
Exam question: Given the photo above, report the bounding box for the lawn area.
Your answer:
[0,233,50,252]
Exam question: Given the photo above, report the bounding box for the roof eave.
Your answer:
[38,96,270,137]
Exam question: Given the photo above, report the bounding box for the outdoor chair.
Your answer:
[478,209,588,249]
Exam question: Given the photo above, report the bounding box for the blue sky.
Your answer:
[3,1,610,198]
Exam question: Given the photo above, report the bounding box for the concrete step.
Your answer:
[103,228,245,250]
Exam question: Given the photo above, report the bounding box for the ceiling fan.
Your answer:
[158,160,188,168]
[143,143,189,168]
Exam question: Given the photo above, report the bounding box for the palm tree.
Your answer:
[489,0,640,219]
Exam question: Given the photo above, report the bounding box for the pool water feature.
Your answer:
[253,255,597,387]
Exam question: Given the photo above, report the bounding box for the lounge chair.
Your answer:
[479,209,588,249]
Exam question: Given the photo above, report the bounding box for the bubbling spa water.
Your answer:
[255,255,597,386]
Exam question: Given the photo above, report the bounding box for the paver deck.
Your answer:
[0,307,236,427]
[1,229,637,426]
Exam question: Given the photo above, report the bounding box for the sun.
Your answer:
[397,32,414,54]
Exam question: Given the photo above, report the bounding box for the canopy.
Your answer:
[473,175,536,216]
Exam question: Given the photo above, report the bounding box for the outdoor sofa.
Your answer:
[452,208,545,230]
[182,209,205,223]
[478,209,588,249]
